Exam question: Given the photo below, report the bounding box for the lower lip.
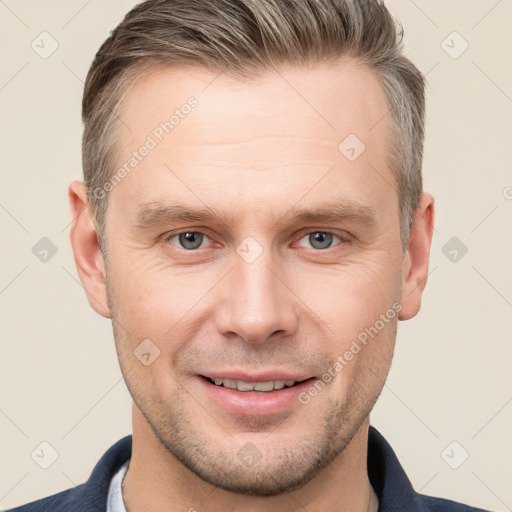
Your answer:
[197,376,317,416]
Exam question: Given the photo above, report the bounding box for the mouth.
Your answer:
[199,375,311,392]
[197,374,317,416]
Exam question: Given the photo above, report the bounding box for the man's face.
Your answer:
[103,60,405,495]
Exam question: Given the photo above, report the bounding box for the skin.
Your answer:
[69,58,434,512]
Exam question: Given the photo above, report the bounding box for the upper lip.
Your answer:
[199,370,314,383]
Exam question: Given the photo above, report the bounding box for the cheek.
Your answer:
[107,255,183,329]
[294,259,400,379]
[329,315,397,407]
[294,257,401,325]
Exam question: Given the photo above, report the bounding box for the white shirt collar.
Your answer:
[106,459,130,512]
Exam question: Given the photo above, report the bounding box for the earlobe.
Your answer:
[68,180,111,319]
[398,193,435,321]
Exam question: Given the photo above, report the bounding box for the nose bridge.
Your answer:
[215,240,298,344]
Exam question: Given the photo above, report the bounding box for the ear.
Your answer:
[399,193,435,320]
[68,180,110,318]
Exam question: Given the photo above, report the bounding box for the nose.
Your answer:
[215,248,299,345]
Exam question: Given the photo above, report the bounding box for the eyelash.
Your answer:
[163,229,349,251]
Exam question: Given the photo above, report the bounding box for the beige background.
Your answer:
[1,0,511,510]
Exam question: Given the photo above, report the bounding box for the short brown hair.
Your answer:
[82,0,426,255]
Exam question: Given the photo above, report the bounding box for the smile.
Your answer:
[203,376,301,392]
[197,375,317,416]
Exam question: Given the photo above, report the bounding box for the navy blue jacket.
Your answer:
[7,426,490,511]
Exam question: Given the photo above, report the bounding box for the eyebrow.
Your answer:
[134,199,377,231]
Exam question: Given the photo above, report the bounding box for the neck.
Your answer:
[122,404,378,512]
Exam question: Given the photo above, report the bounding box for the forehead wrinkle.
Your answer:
[161,135,337,148]
[153,137,342,171]
[168,162,342,173]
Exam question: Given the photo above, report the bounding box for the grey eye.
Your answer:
[307,232,335,250]
[177,232,205,250]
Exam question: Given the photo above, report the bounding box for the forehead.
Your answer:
[109,59,395,220]
[118,58,389,146]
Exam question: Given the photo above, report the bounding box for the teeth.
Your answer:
[254,381,275,391]
[223,378,237,389]
[209,377,297,391]
[237,380,255,391]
